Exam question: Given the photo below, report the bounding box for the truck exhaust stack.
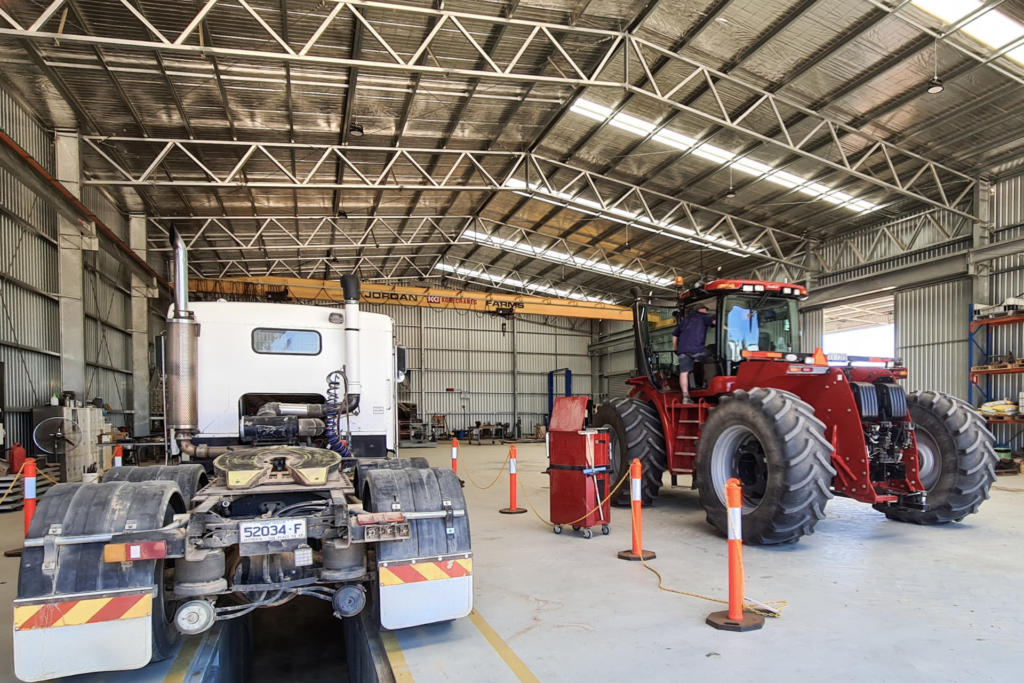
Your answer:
[341,273,363,402]
[167,227,199,434]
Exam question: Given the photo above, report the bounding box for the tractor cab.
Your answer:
[633,280,808,394]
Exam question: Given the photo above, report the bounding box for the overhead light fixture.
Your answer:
[726,166,737,198]
[348,121,364,138]
[928,39,944,94]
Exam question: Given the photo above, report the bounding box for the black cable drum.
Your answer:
[875,382,909,421]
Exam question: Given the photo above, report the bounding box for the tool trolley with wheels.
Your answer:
[548,397,612,539]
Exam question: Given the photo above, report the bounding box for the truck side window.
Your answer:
[252,328,322,355]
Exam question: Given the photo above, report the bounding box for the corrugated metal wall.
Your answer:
[593,320,634,402]
[0,82,142,441]
[800,308,823,353]
[993,174,1024,230]
[0,84,60,446]
[82,247,133,428]
[894,279,970,400]
[816,207,968,281]
[362,304,593,433]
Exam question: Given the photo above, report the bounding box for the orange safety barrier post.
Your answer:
[617,459,655,561]
[706,478,764,632]
[451,437,459,473]
[499,445,526,514]
[114,444,123,468]
[23,458,36,538]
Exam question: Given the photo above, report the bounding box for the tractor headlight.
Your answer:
[754,284,765,291]
[782,287,792,294]
[742,285,754,292]
[785,354,797,361]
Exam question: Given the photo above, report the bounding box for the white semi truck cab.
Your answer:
[12,230,472,682]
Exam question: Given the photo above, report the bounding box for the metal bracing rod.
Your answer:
[202,253,443,281]
[82,140,811,269]
[3,1,976,215]
[146,215,468,251]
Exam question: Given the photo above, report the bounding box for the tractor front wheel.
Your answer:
[874,391,996,524]
[696,388,835,545]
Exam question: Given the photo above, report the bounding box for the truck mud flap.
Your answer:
[13,587,154,681]
[363,466,472,629]
[378,553,473,630]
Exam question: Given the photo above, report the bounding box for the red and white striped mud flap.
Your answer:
[13,587,155,681]
[378,553,473,630]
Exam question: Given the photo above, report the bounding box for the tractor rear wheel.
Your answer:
[592,398,666,506]
[696,388,835,545]
[874,391,996,524]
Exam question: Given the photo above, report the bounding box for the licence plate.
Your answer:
[238,519,307,544]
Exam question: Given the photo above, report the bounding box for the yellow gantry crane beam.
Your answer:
[188,276,633,322]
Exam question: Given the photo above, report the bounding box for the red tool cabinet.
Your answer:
[548,396,611,538]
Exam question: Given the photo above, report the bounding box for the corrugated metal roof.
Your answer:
[0,0,1020,298]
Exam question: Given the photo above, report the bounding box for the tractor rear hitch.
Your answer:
[892,491,928,512]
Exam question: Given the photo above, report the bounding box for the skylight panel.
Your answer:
[568,99,877,213]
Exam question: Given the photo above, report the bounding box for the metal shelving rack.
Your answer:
[968,305,1024,429]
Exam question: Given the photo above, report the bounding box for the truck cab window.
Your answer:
[252,328,322,355]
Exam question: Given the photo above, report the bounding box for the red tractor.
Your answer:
[595,279,997,544]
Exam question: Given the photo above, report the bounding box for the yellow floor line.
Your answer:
[468,610,542,683]
[382,630,415,683]
[162,635,203,683]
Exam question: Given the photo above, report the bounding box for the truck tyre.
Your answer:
[102,465,209,508]
[696,388,835,545]
[874,390,997,524]
[593,398,666,506]
[18,481,187,662]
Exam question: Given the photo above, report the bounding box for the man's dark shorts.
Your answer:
[677,351,704,373]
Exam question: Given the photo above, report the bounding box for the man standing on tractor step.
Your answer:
[673,305,716,403]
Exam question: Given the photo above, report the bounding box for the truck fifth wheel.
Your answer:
[594,280,997,545]
[13,230,472,682]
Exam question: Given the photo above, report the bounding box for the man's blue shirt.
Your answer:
[673,311,715,354]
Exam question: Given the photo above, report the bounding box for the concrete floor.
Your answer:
[1,443,1022,682]
[401,443,1024,683]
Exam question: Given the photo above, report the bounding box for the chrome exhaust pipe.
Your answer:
[167,227,199,434]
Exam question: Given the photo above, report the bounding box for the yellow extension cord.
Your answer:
[459,445,787,618]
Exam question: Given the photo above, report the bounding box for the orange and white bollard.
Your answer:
[499,445,526,514]
[617,459,655,561]
[450,437,458,473]
[706,478,764,632]
[23,458,36,537]
[114,444,123,468]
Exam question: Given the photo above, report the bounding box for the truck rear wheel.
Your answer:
[592,398,666,506]
[102,465,209,508]
[874,391,996,524]
[18,481,186,663]
[696,388,835,545]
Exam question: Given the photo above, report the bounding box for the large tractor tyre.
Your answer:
[593,398,667,506]
[874,390,997,524]
[696,388,836,545]
[18,481,187,662]
[102,464,209,508]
